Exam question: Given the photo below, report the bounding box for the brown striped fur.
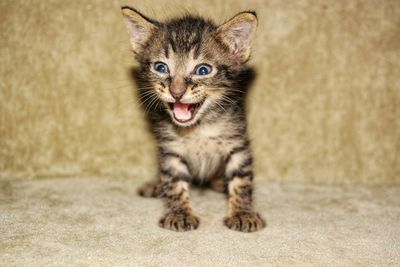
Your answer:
[122,6,265,232]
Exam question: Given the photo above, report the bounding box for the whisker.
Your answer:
[139,90,156,97]
[215,99,227,113]
[141,93,159,114]
[220,95,235,105]
[146,94,160,112]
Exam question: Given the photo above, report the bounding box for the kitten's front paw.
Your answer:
[159,212,200,232]
[224,211,266,232]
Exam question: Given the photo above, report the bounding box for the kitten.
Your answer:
[121,6,266,232]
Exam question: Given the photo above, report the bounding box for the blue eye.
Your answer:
[195,64,212,76]
[154,62,168,73]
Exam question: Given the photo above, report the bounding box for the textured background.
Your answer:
[1,0,399,183]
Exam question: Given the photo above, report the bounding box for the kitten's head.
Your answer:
[122,7,257,127]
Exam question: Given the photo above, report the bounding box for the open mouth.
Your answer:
[168,101,203,123]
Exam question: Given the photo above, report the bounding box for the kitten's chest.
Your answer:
[175,122,236,180]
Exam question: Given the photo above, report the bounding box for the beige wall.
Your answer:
[1,0,399,183]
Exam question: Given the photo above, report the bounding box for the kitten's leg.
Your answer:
[223,147,266,232]
[158,155,199,231]
[137,179,163,198]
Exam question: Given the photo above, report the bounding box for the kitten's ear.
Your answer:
[121,7,157,52]
[217,11,257,62]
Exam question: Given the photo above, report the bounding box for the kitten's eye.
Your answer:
[154,62,169,73]
[195,64,212,76]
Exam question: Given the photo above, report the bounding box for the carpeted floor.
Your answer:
[1,177,399,266]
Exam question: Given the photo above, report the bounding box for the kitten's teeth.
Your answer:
[173,102,192,122]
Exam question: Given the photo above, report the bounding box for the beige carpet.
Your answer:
[1,177,399,266]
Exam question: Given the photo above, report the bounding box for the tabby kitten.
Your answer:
[121,6,266,232]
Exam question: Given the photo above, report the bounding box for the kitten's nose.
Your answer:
[171,90,185,100]
[170,77,187,100]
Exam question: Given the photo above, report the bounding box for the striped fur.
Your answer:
[122,7,265,232]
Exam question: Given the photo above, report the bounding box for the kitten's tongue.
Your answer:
[173,102,191,121]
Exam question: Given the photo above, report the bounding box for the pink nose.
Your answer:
[170,78,186,100]
[171,89,185,100]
